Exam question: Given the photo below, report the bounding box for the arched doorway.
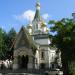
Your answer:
[17,55,21,68]
[21,55,26,68]
[18,55,29,69]
[40,63,45,69]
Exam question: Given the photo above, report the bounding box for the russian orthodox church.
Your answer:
[13,0,62,70]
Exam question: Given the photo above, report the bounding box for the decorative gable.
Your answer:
[14,26,30,50]
[16,31,29,49]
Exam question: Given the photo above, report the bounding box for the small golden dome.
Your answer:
[41,22,46,28]
[27,24,32,29]
[46,28,49,32]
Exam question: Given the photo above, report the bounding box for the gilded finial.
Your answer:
[36,0,40,6]
[37,0,39,2]
[36,0,40,4]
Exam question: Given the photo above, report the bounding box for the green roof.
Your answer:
[33,0,41,21]
[34,10,41,21]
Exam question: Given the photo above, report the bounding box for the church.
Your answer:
[13,0,62,70]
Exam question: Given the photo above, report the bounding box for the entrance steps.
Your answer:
[0,69,63,75]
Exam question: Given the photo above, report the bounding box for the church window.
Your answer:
[41,52,44,59]
[36,24,38,29]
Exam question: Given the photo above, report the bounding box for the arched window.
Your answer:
[36,24,38,29]
[41,52,44,59]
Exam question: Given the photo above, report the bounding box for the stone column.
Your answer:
[13,56,18,70]
[28,56,33,69]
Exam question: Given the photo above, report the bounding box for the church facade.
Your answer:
[13,0,62,70]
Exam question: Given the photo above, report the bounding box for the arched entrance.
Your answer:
[18,55,29,69]
[40,63,45,69]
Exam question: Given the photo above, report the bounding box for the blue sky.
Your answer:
[0,0,75,32]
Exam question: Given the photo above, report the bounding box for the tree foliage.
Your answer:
[7,28,17,59]
[0,28,6,59]
[0,28,16,60]
[49,15,75,75]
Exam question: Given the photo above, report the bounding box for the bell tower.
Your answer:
[32,0,42,33]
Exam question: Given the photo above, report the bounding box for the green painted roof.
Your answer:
[34,9,41,21]
[33,0,41,21]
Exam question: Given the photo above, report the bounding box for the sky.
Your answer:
[0,0,75,32]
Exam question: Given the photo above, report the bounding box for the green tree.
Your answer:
[49,16,75,75]
[0,28,8,60]
[0,28,16,60]
[7,28,17,59]
[0,28,4,59]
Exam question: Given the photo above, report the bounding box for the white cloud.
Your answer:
[14,10,49,22]
[42,13,49,20]
[14,10,35,22]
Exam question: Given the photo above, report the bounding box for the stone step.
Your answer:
[1,73,40,75]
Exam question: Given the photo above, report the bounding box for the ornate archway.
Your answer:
[18,55,29,69]
[40,63,45,69]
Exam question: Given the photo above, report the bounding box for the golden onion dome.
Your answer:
[46,28,49,32]
[41,22,46,28]
[27,24,32,29]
